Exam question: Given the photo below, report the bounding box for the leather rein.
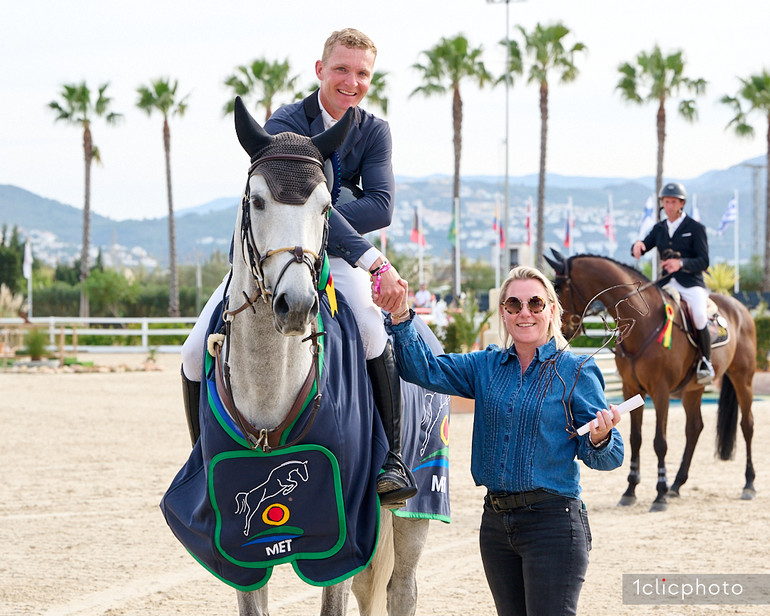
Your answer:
[559,261,694,392]
[213,152,329,452]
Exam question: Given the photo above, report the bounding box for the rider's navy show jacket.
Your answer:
[265,91,395,266]
[635,214,709,289]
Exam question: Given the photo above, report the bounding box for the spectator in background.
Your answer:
[414,282,434,309]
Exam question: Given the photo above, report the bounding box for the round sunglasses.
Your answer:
[500,295,548,315]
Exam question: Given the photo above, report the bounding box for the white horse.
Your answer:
[219,97,429,616]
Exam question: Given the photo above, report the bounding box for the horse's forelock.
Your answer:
[251,133,326,205]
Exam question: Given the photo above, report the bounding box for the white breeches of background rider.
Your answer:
[667,279,709,330]
[181,256,387,381]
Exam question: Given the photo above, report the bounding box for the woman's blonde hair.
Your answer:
[498,265,568,350]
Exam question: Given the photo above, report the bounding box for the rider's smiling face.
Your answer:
[315,43,374,120]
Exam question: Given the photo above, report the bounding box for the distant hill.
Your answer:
[1,155,765,270]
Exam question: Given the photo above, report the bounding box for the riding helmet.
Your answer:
[659,182,687,202]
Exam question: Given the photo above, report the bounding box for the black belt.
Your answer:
[487,489,558,512]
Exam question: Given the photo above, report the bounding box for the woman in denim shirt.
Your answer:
[386,265,624,616]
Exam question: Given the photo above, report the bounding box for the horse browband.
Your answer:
[248,153,323,173]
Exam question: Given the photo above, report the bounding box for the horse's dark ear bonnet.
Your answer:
[234,96,352,204]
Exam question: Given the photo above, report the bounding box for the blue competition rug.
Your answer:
[393,317,451,523]
[161,293,388,591]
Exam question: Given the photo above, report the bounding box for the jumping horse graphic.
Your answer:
[234,460,309,536]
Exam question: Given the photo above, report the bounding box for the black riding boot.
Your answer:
[366,341,418,507]
[695,326,715,385]
[181,365,202,446]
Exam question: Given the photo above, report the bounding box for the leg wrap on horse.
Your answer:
[181,365,201,446]
[366,341,417,505]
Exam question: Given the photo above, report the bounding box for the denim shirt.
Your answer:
[389,319,624,498]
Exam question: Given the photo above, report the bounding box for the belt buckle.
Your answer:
[489,494,505,513]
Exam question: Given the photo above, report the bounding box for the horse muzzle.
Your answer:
[272,290,319,335]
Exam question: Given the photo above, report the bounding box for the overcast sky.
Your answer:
[2,0,768,221]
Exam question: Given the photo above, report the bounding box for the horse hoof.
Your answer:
[649,501,668,513]
[617,495,636,507]
[741,489,756,501]
[667,488,680,498]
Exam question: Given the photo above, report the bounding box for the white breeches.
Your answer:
[668,279,709,330]
[181,273,229,380]
[181,258,387,381]
[327,256,388,361]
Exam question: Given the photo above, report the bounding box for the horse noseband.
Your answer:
[236,153,328,312]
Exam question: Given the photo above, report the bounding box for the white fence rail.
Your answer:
[1,314,615,354]
[0,316,197,354]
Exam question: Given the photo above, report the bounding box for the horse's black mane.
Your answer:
[568,253,651,283]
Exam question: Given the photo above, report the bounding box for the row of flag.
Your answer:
[412,199,531,249]
[638,194,738,238]
[406,191,738,252]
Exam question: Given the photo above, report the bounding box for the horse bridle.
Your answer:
[225,153,329,317]
[216,152,330,452]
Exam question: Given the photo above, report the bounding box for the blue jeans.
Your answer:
[479,494,591,616]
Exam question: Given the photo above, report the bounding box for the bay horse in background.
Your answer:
[546,250,756,512]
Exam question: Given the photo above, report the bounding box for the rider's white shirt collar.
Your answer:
[318,92,337,130]
[666,212,687,237]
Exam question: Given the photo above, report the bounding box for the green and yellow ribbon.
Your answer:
[316,254,337,317]
[657,303,674,349]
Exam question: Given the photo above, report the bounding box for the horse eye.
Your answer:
[250,194,265,210]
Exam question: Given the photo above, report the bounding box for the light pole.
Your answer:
[486,0,526,279]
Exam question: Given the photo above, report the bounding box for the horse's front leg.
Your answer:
[668,389,705,498]
[387,517,429,616]
[321,578,352,616]
[649,392,670,512]
[619,386,644,507]
[237,587,269,616]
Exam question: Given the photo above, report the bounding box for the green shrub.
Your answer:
[23,328,48,360]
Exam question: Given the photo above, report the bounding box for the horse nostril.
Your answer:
[273,293,290,318]
[309,296,319,319]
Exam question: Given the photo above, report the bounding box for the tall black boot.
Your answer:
[366,341,418,507]
[181,365,202,446]
[695,326,715,385]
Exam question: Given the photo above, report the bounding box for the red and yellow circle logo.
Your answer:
[441,415,450,446]
[262,503,290,526]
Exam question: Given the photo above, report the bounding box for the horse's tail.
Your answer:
[234,492,248,514]
[716,373,738,460]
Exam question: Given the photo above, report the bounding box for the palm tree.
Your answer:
[48,82,121,317]
[616,46,707,223]
[411,34,493,297]
[517,22,586,270]
[136,78,190,316]
[223,58,299,121]
[366,71,390,115]
[721,69,770,290]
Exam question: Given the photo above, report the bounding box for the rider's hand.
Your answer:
[631,241,646,259]
[370,261,408,314]
[661,258,682,274]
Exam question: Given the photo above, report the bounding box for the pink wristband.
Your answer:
[371,261,391,294]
